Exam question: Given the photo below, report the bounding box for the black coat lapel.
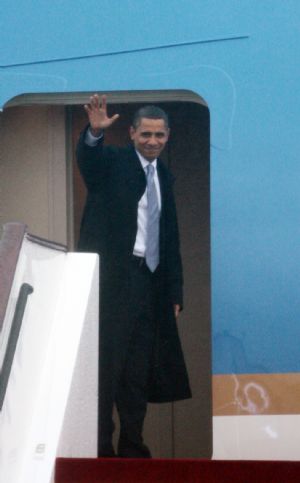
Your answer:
[157,159,170,211]
[124,145,147,200]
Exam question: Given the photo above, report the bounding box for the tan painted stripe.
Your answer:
[213,373,300,416]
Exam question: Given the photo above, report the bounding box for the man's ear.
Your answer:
[129,125,135,140]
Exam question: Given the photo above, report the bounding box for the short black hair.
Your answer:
[132,105,169,129]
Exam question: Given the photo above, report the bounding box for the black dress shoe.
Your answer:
[98,445,116,458]
[118,443,152,459]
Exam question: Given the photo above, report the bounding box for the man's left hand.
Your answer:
[174,304,180,319]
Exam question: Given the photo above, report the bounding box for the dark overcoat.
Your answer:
[77,128,191,403]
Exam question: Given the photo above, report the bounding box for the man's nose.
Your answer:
[148,135,158,144]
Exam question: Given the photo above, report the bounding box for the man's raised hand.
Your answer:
[84,94,119,136]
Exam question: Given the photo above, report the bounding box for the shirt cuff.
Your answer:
[85,128,103,146]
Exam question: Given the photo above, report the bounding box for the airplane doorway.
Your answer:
[71,97,211,458]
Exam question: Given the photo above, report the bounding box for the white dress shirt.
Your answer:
[133,152,161,257]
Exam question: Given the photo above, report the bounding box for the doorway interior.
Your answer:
[71,96,211,458]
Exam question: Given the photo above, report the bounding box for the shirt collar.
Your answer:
[135,150,157,170]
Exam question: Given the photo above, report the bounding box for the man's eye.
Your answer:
[140,132,165,139]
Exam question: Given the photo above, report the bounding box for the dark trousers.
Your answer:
[99,257,159,457]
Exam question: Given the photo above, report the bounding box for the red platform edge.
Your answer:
[55,458,300,483]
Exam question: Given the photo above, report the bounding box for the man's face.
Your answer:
[130,118,170,162]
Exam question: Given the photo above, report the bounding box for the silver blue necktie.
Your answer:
[145,163,159,272]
